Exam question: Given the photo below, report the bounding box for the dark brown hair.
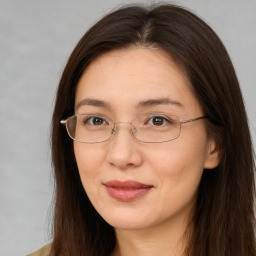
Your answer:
[51,3,255,256]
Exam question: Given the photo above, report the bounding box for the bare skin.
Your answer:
[74,47,220,256]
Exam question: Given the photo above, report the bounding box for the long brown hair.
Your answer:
[51,3,255,256]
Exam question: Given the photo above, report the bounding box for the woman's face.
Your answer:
[74,47,219,231]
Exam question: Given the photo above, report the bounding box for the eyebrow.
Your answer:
[76,97,183,110]
[76,98,112,110]
[135,97,184,109]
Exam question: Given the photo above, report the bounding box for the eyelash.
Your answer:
[82,116,109,126]
[145,116,173,126]
[81,114,174,127]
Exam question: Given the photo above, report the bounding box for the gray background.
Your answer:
[0,0,255,255]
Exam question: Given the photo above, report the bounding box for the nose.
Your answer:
[106,122,143,170]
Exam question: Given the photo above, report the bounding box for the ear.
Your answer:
[204,137,221,169]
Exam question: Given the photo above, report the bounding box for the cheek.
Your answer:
[73,144,108,206]
[74,143,104,168]
[74,144,106,187]
[148,144,205,212]
[146,137,208,190]
[147,140,207,172]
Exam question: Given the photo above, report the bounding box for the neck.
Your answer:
[111,214,192,256]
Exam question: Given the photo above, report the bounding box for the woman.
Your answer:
[29,3,255,256]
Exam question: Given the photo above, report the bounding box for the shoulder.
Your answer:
[27,244,51,256]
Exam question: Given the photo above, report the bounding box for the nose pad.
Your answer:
[131,125,137,134]
[110,122,136,140]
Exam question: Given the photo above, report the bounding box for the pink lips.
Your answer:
[104,180,153,202]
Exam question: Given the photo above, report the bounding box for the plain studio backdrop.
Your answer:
[0,0,255,255]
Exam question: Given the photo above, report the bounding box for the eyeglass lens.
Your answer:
[65,114,181,143]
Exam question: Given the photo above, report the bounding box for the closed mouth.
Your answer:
[104,180,153,201]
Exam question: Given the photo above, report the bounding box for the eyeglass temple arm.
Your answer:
[180,116,208,124]
[60,116,207,125]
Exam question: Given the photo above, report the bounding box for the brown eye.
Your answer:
[83,116,107,126]
[92,117,104,125]
[152,116,165,126]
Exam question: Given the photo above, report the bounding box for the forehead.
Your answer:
[75,47,201,116]
[78,46,189,86]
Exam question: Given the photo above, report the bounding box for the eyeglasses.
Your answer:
[60,113,207,144]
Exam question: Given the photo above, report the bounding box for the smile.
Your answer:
[104,180,153,202]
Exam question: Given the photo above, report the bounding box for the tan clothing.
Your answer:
[27,244,51,256]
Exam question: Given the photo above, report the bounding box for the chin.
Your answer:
[107,219,150,231]
[98,209,160,231]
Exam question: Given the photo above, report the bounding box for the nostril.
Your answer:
[111,128,115,134]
